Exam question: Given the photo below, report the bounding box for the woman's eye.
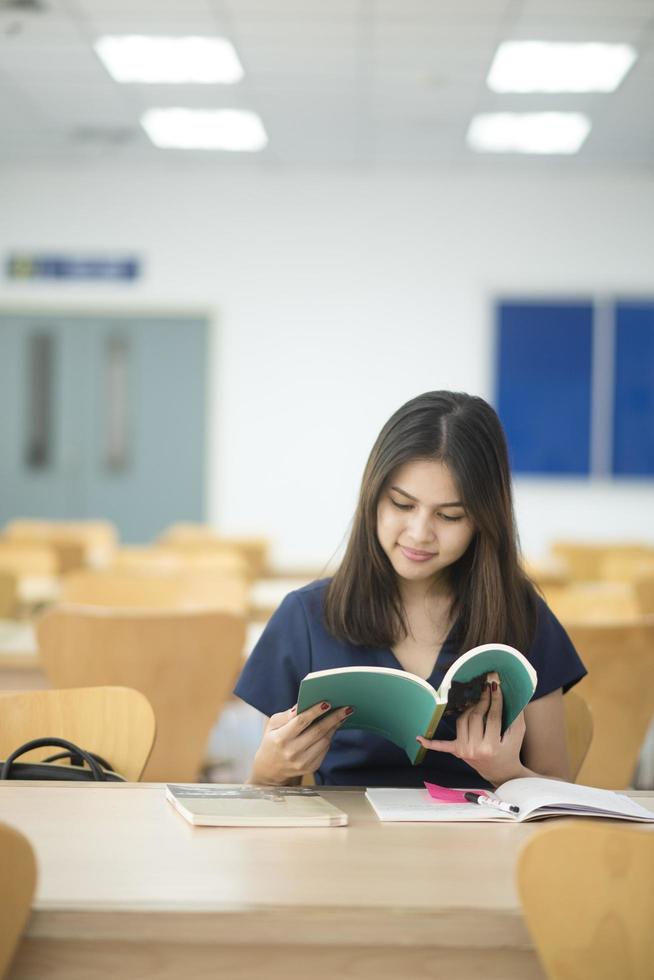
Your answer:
[439,513,464,522]
[390,499,412,511]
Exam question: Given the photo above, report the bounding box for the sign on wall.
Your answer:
[5,254,141,281]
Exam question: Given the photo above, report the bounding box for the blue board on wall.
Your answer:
[496,301,594,475]
[613,301,654,476]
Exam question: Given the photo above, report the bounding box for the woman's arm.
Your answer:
[247,701,353,785]
[521,688,571,780]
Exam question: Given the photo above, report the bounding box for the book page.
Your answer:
[497,777,654,821]
[365,788,512,822]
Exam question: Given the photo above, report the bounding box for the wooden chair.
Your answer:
[600,552,654,583]
[543,582,640,623]
[37,606,247,781]
[634,577,654,615]
[0,822,37,979]
[112,545,249,578]
[0,686,155,781]
[0,542,60,616]
[565,619,654,788]
[517,822,654,980]
[59,568,249,616]
[550,541,650,582]
[159,524,270,579]
[563,690,593,781]
[4,519,117,571]
[0,571,18,619]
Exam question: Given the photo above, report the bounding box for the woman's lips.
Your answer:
[399,546,436,562]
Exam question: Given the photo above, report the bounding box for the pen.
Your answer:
[464,792,520,815]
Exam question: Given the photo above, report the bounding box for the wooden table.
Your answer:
[4,783,653,980]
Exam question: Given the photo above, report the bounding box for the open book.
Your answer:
[366,778,654,823]
[297,643,536,764]
[165,783,348,827]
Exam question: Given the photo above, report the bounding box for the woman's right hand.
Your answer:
[248,701,353,785]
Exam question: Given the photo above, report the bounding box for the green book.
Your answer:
[297,643,537,765]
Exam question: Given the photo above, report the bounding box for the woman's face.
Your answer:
[376,458,476,585]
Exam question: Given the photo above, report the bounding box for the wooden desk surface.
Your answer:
[4,783,654,980]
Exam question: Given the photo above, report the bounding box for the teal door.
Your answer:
[0,311,208,542]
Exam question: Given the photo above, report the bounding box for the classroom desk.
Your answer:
[4,783,654,980]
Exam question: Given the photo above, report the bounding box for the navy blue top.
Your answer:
[234,579,587,788]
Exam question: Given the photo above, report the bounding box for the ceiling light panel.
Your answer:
[141,108,268,151]
[487,41,637,93]
[467,112,591,154]
[94,36,244,84]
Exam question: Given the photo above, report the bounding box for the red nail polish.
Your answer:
[345,706,354,716]
[491,681,498,692]
[321,702,330,710]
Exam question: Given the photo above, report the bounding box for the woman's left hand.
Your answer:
[416,673,529,787]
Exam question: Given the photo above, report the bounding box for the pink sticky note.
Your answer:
[424,782,489,804]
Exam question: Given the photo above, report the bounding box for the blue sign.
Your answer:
[6,254,141,281]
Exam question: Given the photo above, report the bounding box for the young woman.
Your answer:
[235,391,586,788]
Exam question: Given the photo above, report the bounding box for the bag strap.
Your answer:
[43,749,114,771]
[1,737,107,781]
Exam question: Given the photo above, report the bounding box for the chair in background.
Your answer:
[0,542,60,615]
[599,551,654,583]
[517,822,654,980]
[565,620,654,788]
[0,822,37,979]
[59,568,249,616]
[0,571,18,619]
[0,686,155,781]
[37,606,247,781]
[543,582,640,623]
[634,577,654,615]
[4,519,117,571]
[550,541,651,582]
[112,545,249,579]
[159,524,270,580]
[563,690,593,781]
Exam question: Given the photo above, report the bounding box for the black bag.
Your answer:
[0,736,125,781]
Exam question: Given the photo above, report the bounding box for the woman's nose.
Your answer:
[407,509,435,544]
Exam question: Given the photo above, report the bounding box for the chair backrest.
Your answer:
[0,822,37,979]
[565,619,654,788]
[4,519,117,570]
[37,606,247,781]
[562,690,593,781]
[634,577,654,615]
[517,822,654,980]
[159,524,270,579]
[543,582,640,623]
[551,541,651,582]
[0,541,58,576]
[0,571,18,619]
[59,568,249,615]
[0,686,155,781]
[111,545,249,578]
[600,552,654,583]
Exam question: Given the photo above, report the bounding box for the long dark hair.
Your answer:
[324,391,537,654]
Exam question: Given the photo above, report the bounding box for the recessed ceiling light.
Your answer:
[95,35,244,84]
[141,108,268,151]
[466,112,591,154]
[487,41,637,93]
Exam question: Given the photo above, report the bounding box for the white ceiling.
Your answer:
[0,0,652,168]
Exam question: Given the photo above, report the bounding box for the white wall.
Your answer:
[1,162,653,565]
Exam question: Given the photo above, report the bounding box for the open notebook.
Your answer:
[366,778,654,823]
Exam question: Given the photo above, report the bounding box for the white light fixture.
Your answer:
[487,41,637,93]
[95,35,244,84]
[141,108,268,151]
[466,112,591,154]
